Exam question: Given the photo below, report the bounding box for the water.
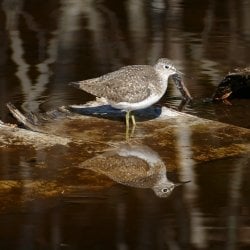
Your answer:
[0,0,250,249]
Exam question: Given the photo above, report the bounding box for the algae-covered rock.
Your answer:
[0,101,249,210]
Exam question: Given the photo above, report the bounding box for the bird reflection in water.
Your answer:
[80,143,190,198]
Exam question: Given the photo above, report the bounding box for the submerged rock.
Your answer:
[3,100,250,165]
[0,100,249,210]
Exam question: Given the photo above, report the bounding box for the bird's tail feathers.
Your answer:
[69,81,81,89]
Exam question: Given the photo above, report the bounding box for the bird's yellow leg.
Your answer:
[130,125,135,138]
[125,111,130,140]
[129,113,136,138]
[126,111,130,129]
[126,128,129,141]
[131,114,136,126]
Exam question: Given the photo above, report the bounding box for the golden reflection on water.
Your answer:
[0,101,250,248]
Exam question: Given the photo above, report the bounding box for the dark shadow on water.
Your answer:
[68,104,162,122]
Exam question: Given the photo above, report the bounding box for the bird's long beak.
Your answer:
[172,74,192,101]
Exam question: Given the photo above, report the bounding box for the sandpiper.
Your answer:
[81,143,190,198]
[70,58,192,129]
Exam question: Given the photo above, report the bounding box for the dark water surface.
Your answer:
[0,0,250,249]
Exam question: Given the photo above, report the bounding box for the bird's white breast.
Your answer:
[111,92,164,111]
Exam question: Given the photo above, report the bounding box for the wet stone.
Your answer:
[0,101,249,210]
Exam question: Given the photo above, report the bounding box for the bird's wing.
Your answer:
[75,65,159,103]
[81,154,156,188]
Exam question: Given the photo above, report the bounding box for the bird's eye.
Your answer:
[162,188,169,193]
[165,65,169,69]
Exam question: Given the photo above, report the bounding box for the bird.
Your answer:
[70,58,192,130]
[80,143,190,198]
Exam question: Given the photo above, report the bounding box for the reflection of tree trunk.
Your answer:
[241,1,250,40]
[82,0,110,69]
[9,30,34,111]
[50,0,89,107]
[176,124,207,248]
[114,200,128,250]
[2,0,23,30]
[226,156,247,249]
[86,1,128,69]
[0,32,8,119]
[2,0,58,112]
[81,0,124,70]
[127,0,147,64]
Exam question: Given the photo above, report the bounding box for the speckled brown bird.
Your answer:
[80,143,190,198]
[70,58,192,128]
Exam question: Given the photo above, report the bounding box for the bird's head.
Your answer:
[155,58,192,101]
[153,180,190,198]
